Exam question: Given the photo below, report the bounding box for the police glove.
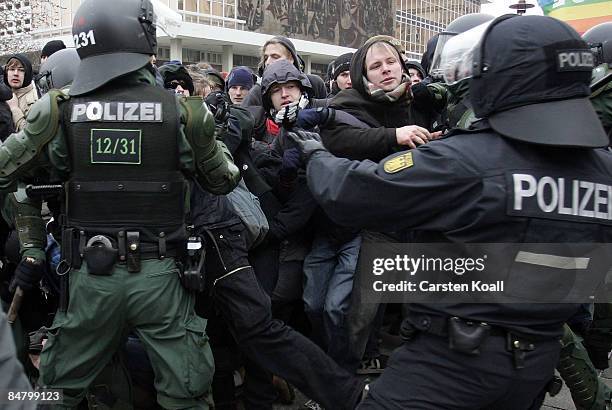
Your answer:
[9,257,45,293]
[582,332,612,370]
[411,82,435,108]
[296,107,330,130]
[286,131,326,161]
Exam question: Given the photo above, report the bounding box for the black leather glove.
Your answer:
[411,82,435,107]
[9,257,45,292]
[204,91,230,125]
[583,331,612,370]
[286,130,326,161]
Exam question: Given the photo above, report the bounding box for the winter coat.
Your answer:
[321,37,433,162]
[10,82,38,131]
[3,54,37,131]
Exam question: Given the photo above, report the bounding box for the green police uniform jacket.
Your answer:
[0,67,240,250]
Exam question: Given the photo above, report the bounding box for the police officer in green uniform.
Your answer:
[585,22,612,141]
[290,15,612,409]
[0,0,240,408]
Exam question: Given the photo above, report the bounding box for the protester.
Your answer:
[226,66,256,105]
[3,54,38,131]
[40,40,66,64]
[322,35,439,162]
[329,52,353,96]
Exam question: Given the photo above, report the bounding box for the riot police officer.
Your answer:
[584,21,612,140]
[290,15,612,409]
[0,0,240,408]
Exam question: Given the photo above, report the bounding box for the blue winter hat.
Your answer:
[227,66,255,90]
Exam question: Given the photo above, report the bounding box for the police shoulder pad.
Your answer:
[384,152,413,174]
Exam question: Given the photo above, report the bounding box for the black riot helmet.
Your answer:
[430,13,494,79]
[445,13,496,35]
[582,22,612,66]
[69,0,157,96]
[469,15,607,148]
[37,48,80,95]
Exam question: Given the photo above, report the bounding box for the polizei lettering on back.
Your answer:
[508,173,612,225]
[71,102,163,122]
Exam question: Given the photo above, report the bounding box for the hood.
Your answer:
[350,35,409,100]
[158,63,195,95]
[261,60,312,113]
[258,36,305,76]
[404,60,426,79]
[3,54,33,90]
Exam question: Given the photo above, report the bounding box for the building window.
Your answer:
[311,63,328,78]
[157,47,171,60]
[178,0,184,10]
[234,54,259,73]
[182,48,202,64]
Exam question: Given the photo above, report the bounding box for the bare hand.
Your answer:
[395,125,432,149]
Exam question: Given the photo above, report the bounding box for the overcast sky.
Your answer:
[481,0,544,16]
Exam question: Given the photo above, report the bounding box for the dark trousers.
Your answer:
[203,224,362,410]
[213,266,363,410]
[359,332,560,410]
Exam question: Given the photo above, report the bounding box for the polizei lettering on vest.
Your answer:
[71,102,163,122]
[512,174,612,222]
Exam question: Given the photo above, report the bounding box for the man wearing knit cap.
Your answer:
[40,40,66,64]
[226,66,255,105]
[329,52,353,96]
[242,35,327,107]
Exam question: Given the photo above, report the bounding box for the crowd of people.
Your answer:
[0,1,611,409]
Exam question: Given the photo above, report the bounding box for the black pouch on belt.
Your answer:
[448,316,491,355]
[126,231,141,273]
[83,236,118,276]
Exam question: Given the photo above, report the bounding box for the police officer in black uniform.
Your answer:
[290,15,612,409]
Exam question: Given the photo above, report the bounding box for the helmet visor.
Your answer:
[438,21,492,84]
[429,32,455,80]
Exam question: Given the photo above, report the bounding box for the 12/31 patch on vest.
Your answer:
[91,129,141,165]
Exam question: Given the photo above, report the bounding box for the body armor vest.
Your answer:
[63,82,187,243]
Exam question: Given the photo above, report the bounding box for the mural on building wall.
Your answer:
[237,0,393,48]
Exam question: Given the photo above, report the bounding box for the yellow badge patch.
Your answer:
[383,152,413,174]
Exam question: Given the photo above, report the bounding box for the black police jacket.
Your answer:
[305,129,612,338]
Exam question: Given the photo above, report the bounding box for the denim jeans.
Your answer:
[303,233,361,369]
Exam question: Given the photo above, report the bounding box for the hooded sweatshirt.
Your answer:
[3,54,38,131]
[321,36,433,161]
[242,36,327,107]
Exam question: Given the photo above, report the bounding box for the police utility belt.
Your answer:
[59,228,180,276]
[400,313,537,369]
